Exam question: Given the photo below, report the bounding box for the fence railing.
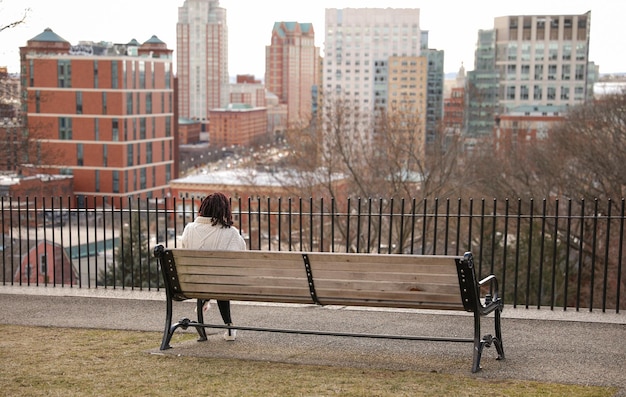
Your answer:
[1,196,624,313]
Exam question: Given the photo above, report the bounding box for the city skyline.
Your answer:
[1,0,623,77]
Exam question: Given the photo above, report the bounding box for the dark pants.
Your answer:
[216,300,232,324]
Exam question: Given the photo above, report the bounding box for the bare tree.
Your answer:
[0,1,29,33]
[278,93,464,252]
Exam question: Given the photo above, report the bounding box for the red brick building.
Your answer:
[178,118,201,144]
[19,28,176,208]
[208,105,268,147]
[493,107,564,155]
[15,240,78,285]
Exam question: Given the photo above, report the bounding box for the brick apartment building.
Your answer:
[19,28,176,208]
[208,104,268,148]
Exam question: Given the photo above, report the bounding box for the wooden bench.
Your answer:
[153,245,505,372]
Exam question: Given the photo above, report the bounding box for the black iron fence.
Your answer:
[1,196,624,313]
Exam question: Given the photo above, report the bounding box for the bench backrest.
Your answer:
[160,248,467,311]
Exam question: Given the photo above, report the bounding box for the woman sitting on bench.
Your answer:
[180,192,247,340]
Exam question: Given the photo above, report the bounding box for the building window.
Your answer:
[140,118,146,139]
[77,143,83,166]
[506,86,516,100]
[560,86,570,100]
[76,91,83,114]
[111,61,118,89]
[112,171,119,193]
[95,170,100,192]
[165,63,171,89]
[35,90,40,113]
[29,60,34,87]
[103,144,108,167]
[40,254,47,274]
[94,119,99,140]
[575,65,585,80]
[562,44,572,61]
[534,65,543,80]
[561,65,571,80]
[139,61,145,89]
[574,86,584,100]
[534,85,542,100]
[146,93,152,114]
[146,142,152,164]
[102,92,107,114]
[520,85,529,100]
[506,64,516,80]
[140,168,146,190]
[93,60,99,88]
[548,43,558,61]
[127,145,133,166]
[112,119,119,141]
[507,43,517,61]
[521,65,530,80]
[59,117,72,140]
[548,65,557,80]
[534,43,544,61]
[127,93,133,114]
[576,43,586,61]
[547,86,556,100]
[57,60,71,88]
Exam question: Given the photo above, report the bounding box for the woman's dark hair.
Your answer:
[198,192,233,227]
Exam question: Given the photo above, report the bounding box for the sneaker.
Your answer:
[224,324,236,341]
[194,300,211,314]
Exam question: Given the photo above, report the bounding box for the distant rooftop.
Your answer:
[28,28,69,43]
[171,168,345,187]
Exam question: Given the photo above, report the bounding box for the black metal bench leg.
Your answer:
[493,307,505,360]
[472,341,485,373]
[160,296,174,350]
[196,299,208,341]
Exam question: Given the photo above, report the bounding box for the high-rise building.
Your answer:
[323,8,443,153]
[177,0,229,125]
[324,8,423,114]
[19,28,175,207]
[467,12,593,138]
[265,22,319,126]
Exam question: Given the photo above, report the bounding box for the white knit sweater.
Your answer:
[180,216,247,251]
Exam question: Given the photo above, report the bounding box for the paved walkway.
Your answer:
[1,286,624,395]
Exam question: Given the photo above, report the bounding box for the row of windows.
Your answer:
[503,85,585,101]
[504,64,586,81]
[500,43,587,62]
[108,164,172,193]
[58,116,172,141]
[28,59,171,90]
[75,140,171,168]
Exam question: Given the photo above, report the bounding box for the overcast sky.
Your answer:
[1,0,622,77]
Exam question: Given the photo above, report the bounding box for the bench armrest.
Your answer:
[478,274,503,315]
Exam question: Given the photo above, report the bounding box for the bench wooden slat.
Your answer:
[175,264,457,286]
[170,249,460,273]
[177,265,307,279]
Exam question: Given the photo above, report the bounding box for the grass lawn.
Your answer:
[0,324,616,397]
